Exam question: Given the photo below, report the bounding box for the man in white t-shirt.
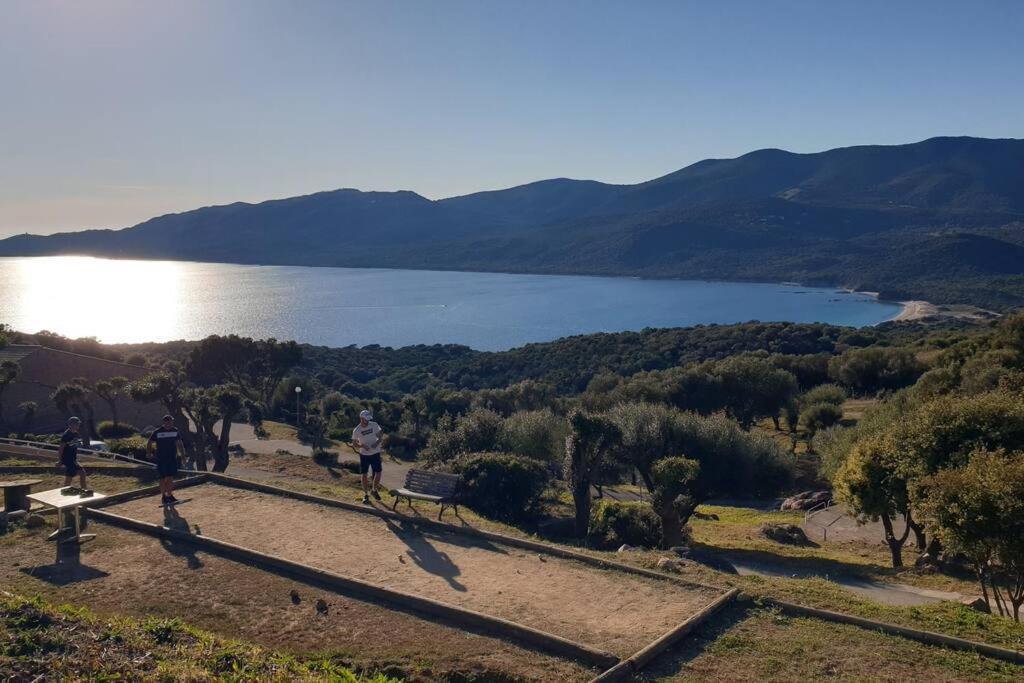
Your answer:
[351,409,384,504]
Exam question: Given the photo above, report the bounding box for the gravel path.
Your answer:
[107,483,720,655]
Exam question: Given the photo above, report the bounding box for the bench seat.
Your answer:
[390,488,445,504]
[389,469,461,520]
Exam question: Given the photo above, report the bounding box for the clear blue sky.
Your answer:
[2,0,1022,236]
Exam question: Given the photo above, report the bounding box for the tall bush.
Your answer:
[449,452,549,523]
[588,500,661,550]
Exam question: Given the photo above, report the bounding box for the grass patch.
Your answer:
[0,592,401,681]
[647,606,1023,682]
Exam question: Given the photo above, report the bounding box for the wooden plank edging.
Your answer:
[0,465,155,476]
[589,588,741,682]
[762,597,1024,665]
[205,472,720,593]
[86,506,619,670]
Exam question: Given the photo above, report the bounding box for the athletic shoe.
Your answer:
[80,489,94,497]
[362,495,371,505]
[371,490,382,501]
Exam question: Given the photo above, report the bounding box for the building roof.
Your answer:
[0,345,40,364]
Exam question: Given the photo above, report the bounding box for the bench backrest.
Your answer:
[404,468,460,498]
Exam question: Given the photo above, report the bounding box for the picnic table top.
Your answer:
[0,479,43,488]
[27,487,107,510]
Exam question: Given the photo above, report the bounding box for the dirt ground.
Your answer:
[104,482,721,655]
[0,524,594,682]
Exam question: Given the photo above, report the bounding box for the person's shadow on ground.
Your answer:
[384,518,466,592]
[161,505,203,570]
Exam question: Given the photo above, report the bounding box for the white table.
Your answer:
[27,487,107,544]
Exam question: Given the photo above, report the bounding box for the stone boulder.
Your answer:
[960,596,990,613]
[656,557,685,573]
[780,490,831,511]
[760,523,813,546]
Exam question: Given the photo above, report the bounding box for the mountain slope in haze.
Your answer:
[2,136,1023,309]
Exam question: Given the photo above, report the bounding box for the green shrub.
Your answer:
[799,383,847,407]
[424,408,504,463]
[800,402,844,435]
[96,421,138,439]
[105,436,150,459]
[312,450,337,466]
[588,500,661,550]
[498,409,566,463]
[449,452,549,522]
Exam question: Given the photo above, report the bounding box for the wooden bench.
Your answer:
[0,479,42,514]
[390,469,461,520]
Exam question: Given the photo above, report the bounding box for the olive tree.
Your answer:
[564,410,621,538]
[650,457,701,548]
[914,450,1024,621]
[607,402,794,539]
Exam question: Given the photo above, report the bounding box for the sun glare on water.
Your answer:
[3,256,185,343]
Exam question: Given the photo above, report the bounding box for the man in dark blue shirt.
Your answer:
[147,415,185,505]
[58,416,88,491]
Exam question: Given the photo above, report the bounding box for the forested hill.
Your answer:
[3,136,1024,309]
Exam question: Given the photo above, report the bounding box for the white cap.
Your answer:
[359,409,373,421]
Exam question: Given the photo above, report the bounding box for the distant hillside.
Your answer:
[2,136,1023,309]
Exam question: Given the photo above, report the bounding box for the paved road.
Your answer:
[726,556,963,606]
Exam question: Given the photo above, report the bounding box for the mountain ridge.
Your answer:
[3,136,1023,310]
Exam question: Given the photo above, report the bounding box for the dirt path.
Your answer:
[106,483,719,655]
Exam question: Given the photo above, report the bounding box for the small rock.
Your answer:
[960,596,990,613]
[761,523,812,546]
[537,555,546,562]
[25,514,46,528]
[617,544,637,553]
[656,557,684,573]
[315,598,329,615]
[780,490,832,511]
[914,553,941,571]
[289,590,301,605]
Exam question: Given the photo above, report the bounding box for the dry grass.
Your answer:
[644,605,1023,682]
[0,592,401,682]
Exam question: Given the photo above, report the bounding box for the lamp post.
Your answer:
[295,386,302,425]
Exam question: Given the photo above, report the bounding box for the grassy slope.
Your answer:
[646,605,1023,682]
[0,592,400,682]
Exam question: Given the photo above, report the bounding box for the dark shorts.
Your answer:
[156,454,179,478]
[359,453,383,475]
[62,455,82,476]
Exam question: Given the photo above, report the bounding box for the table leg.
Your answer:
[47,508,68,540]
[65,506,95,544]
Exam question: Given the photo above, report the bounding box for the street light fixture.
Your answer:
[295,386,302,424]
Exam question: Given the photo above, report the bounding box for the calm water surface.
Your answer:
[0,256,901,351]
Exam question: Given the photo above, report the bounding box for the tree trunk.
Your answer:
[907,516,926,552]
[771,415,781,431]
[572,480,591,538]
[881,514,905,568]
[978,569,991,613]
[660,511,683,549]
[213,417,233,472]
